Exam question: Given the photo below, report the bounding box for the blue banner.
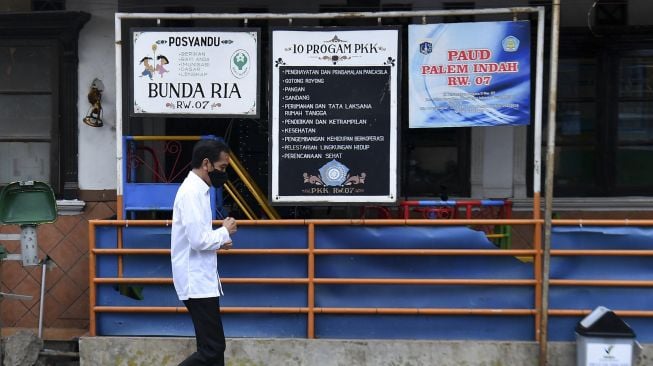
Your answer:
[408,21,531,128]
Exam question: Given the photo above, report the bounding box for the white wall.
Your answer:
[69,0,118,191]
[470,126,521,199]
[63,0,653,197]
[482,126,514,198]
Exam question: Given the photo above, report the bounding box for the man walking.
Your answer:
[171,139,237,366]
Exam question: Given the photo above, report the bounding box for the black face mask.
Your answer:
[208,170,228,187]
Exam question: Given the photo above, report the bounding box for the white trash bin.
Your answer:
[575,306,636,366]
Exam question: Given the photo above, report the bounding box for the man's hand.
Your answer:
[221,241,233,250]
[223,217,237,235]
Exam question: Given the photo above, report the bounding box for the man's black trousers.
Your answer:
[179,297,225,366]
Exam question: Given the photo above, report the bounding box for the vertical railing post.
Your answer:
[540,1,561,363]
[117,226,124,278]
[88,221,97,336]
[307,222,315,339]
[534,194,542,342]
[533,3,546,346]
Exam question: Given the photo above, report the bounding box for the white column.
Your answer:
[470,127,484,197]
[513,125,528,198]
[482,126,514,198]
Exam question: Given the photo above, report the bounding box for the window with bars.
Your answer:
[0,12,89,198]
[0,43,59,190]
[532,33,653,196]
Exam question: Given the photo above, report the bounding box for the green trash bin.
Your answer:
[0,181,57,225]
[0,181,57,266]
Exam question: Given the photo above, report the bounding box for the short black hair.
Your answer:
[191,139,230,169]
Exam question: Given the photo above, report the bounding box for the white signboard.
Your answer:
[408,22,531,128]
[271,28,399,204]
[131,29,259,117]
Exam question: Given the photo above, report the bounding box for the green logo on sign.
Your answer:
[231,49,250,78]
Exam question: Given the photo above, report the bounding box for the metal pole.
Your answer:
[540,1,561,365]
[533,6,545,201]
[533,6,546,343]
[38,259,47,338]
[307,223,315,339]
[116,8,542,21]
[89,222,97,336]
[115,13,124,220]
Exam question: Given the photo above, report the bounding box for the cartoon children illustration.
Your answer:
[139,57,154,80]
[156,55,169,78]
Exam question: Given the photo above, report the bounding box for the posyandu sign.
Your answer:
[131,28,260,117]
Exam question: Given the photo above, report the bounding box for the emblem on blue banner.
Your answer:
[502,36,520,52]
[419,41,432,55]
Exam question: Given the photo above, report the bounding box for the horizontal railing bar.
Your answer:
[89,219,308,227]
[313,308,535,316]
[92,306,653,317]
[305,219,535,226]
[92,248,536,256]
[313,249,535,256]
[552,219,653,226]
[93,306,308,313]
[93,249,170,255]
[93,248,653,257]
[93,306,187,313]
[117,8,542,21]
[313,278,535,286]
[222,249,307,255]
[89,219,653,228]
[96,278,534,286]
[551,250,653,256]
[94,278,309,284]
[91,306,653,317]
[89,219,542,226]
[92,306,535,316]
[95,278,171,284]
[92,248,309,255]
[549,309,653,317]
[94,277,534,286]
[550,279,653,287]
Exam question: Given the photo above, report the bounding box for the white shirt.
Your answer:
[171,171,231,300]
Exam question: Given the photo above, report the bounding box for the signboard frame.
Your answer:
[129,27,261,118]
[408,21,531,128]
[269,26,401,204]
